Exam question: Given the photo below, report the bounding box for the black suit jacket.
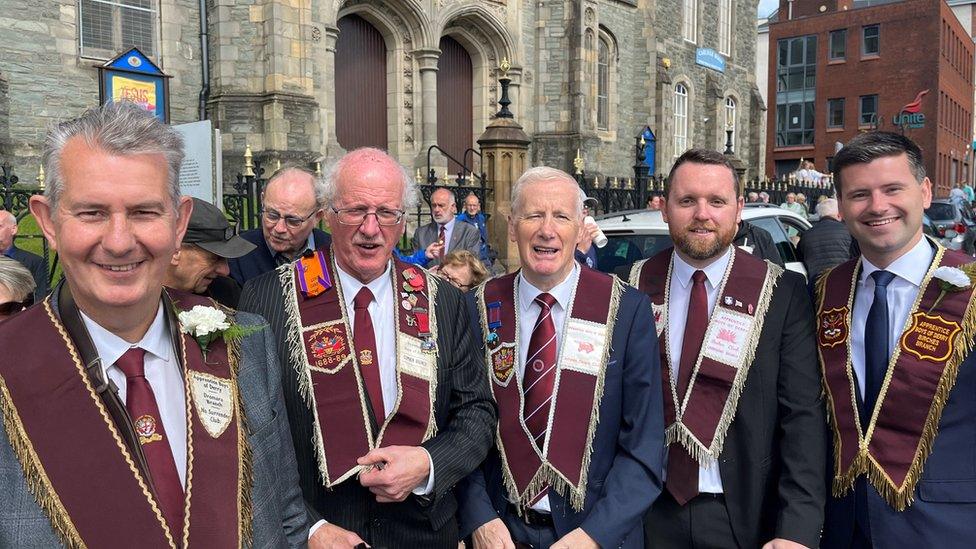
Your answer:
[641,258,826,548]
[7,245,48,300]
[239,262,496,548]
[228,228,331,285]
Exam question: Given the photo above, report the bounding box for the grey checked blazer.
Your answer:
[0,286,309,548]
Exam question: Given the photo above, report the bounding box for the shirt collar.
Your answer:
[266,231,316,263]
[439,218,456,231]
[860,236,934,288]
[672,246,733,289]
[518,263,580,313]
[81,301,171,373]
[335,261,393,309]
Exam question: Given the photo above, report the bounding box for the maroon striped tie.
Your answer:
[523,293,558,448]
[353,287,385,424]
[115,347,184,537]
[667,269,708,505]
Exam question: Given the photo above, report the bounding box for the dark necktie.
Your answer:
[667,269,708,505]
[353,287,385,424]
[438,224,447,259]
[523,293,558,448]
[863,270,896,424]
[115,347,184,537]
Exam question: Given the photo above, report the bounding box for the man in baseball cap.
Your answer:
[165,198,255,306]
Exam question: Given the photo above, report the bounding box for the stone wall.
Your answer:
[0,0,202,172]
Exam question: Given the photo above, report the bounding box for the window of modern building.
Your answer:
[827,98,845,128]
[775,35,817,146]
[718,0,732,55]
[862,25,880,56]
[79,0,158,59]
[597,36,610,131]
[829,29,846,61]
[859,94,878,126]
[683,0,697,43]
[674,83,689,156]
[725,96,736,148]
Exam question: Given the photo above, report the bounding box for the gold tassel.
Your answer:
[0,380,86,548]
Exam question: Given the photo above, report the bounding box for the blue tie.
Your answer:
[863,270,896,424]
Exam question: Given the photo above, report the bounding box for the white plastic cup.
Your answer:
[584,216,609,248]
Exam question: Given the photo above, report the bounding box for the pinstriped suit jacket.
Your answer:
[239,263,496,548]
[0,286,309,548]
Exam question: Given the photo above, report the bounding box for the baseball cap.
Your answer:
[583,196,600,209]
[183,198,256,259]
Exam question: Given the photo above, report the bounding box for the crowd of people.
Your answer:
[0,102,972,549]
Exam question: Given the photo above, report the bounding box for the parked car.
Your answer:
[595,204,813,278]
[924,199,975,255]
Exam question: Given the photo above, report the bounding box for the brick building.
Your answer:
[0,0,766,186]
[766,0,975,197]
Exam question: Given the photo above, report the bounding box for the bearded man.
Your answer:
[631,148,826,549]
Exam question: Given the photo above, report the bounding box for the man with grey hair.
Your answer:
[413,186,481,263]
[459,166,664,549]
[797,197,854,282]
[0,102,308,547]
[239,146,495,548]
[229,166,332,285]
[0,210,47,300]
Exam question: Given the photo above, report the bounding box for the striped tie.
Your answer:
[523,292,558,448]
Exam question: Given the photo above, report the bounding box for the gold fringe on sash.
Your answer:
[227,334,254,547]
[666,260,784,464]
[821,250,976,510]
[0,377,86,549]
[489,275,623,512]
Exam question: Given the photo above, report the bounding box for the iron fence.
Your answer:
[0,162,54,285]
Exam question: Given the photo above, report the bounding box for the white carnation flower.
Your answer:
[933,266,970,289]
[178,305,230,338]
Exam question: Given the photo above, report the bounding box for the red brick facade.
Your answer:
[767,0,975,197]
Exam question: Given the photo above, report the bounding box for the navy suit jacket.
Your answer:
[228,227,331,285]
[6,245,48,300]
[822,275,976,547]
[458,277,665,548]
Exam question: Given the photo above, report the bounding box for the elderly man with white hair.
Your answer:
[458,166,664,549]
[797,197,855,281]
[0,256,35,320]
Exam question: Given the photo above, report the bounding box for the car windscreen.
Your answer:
[925,203,956,221]
[597,234,674,274]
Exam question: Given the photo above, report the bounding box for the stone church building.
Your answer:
[0,0,764,183]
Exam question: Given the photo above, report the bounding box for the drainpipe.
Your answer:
[198,0,210,120]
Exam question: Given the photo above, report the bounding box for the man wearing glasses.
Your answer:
[239,147,495,548]
[229,167,332,285]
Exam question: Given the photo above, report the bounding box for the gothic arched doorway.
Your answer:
[436,36,473,173]
[335,14,387,150]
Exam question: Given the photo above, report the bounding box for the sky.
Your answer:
[758,0,778,18]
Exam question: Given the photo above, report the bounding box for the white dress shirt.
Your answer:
[666,247,734,493]
[82,303,188,487]
[439,218,457,253]
[851,237,934,398]
[516,263,581,512]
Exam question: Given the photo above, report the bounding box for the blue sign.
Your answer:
[695,48,726,73]
[98,47,170,122]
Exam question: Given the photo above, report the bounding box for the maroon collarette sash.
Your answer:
[281,249,437,487]
[476,267,621,511]
[630,248,780,463]
[816,245,976,510]
[0,290,249,548]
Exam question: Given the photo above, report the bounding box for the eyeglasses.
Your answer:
[0,295,33,316]
[261,208,320,229]
[330,207,405,226]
